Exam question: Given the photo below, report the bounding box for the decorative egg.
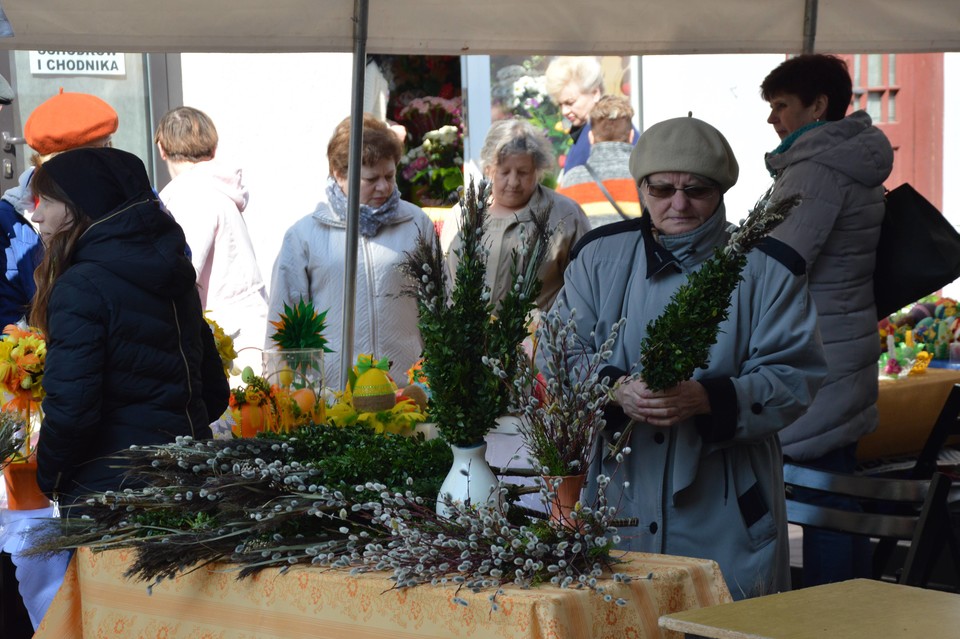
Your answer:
[235,403,272,438]
[278,365,294,388]
[399,383,429,412]
[352,368,397,412]
[290,387,324,423]
[914,317,937,343]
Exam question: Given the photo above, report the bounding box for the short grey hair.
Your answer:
[545,57,604,103]
[480,119,555,175]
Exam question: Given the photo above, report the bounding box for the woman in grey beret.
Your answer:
[552,115,827,600]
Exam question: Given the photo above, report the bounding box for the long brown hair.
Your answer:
[29,165,92,334]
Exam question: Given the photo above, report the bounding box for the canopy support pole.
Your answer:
[802,0,818,54]
[340,0,369,386]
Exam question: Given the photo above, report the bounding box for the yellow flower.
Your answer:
[204,313,239,377]
[326,401,358,427]
[0,325,45,401]
[0,324,46,459]
[0,359,16,390]
[325,394,425,435]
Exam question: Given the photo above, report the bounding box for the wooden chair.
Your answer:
[784,463,956,589]
[908,383,960,480]
[866,383,960,585]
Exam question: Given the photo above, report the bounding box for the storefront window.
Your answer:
[369,55,464,208]
[489,55,633,185]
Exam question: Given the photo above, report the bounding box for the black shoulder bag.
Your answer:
[874,183,960,319]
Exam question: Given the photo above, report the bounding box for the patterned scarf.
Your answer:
[325,176,402,237]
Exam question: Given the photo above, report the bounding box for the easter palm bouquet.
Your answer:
[638,194,800,390]
[266,297,333,392]
[228,298,333,437]
[489,309,623,478]
[610,194,800,454]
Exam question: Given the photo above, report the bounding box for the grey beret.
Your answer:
[629,116,739,192]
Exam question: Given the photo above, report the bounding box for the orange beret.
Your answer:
[24,89,118,155]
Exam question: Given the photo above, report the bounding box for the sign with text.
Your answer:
[29,51,125,76]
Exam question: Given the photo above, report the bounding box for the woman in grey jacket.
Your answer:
[761,54,894,586]
[555,116,826,599]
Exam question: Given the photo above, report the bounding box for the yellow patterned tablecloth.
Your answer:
[859,367,960,461]
[35,547,730,639]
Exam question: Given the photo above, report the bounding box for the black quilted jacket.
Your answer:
[36,194,229,504]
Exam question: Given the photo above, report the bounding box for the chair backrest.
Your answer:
[784,463,954,587]
[911,383,960,479]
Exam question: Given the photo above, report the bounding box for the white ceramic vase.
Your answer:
[436,442,500,517]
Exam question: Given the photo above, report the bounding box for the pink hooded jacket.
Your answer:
[159,160,268,373]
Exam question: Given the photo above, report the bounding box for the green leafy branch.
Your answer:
[640,194,801,391]
[610,194,800,455]
[269,298,334,352]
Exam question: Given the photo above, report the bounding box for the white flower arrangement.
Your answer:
[423,124,461,149]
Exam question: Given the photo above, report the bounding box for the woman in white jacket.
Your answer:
[156,106,269,379]
[268,113,434,389]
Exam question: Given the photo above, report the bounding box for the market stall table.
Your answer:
[858,367,960,461]
[658,578,960,639]
[35,546,731,639]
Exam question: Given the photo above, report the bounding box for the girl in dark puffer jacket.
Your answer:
[31,147,228,507]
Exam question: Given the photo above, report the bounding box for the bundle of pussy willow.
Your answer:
[27,424,630,602]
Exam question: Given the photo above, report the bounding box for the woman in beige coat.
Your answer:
[445,119,590,312]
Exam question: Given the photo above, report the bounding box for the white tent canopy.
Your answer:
[0,0,958,55]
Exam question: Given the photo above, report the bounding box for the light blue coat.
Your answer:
[553,207,826,599]
[268,199,434,390]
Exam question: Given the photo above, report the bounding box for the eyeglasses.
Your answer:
[643,181,719,200]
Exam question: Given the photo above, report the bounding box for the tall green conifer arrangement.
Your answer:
[401,179,551,447]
